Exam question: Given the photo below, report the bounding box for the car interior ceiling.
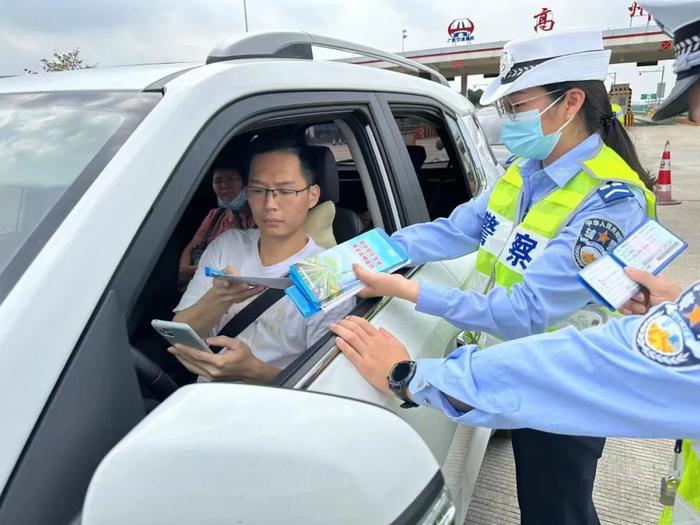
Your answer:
[127,121,374,402]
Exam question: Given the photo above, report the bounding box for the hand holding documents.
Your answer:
[285,228,410,317]
[578,220,687,311]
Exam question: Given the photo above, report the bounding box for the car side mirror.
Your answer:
[82,384,455,524]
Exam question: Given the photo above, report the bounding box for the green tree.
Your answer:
[25,47,96,74]
[467,88,484,107]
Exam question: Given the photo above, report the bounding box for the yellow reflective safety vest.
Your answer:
[467,143,656,346]
[659,440,700,525]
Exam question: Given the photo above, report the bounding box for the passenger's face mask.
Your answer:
[500,93,573,160]
[217,191,247,211]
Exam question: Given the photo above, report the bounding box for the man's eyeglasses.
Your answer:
[245,184,312,202]
[495,89,564,120]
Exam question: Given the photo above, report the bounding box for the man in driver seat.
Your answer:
[171,134,352,384]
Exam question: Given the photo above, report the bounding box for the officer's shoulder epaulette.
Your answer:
[597,181,634,203]
[503,154,518,168]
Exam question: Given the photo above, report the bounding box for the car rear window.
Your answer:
[0,91,159,292]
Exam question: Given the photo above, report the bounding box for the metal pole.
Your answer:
[402,29,407,52]
[243,0,249,32]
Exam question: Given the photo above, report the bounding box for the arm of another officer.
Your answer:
[408,309,700,438]
[391,186,492,265]
[331,280,700,439]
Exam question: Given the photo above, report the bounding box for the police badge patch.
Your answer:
[635,282,700,371]
[573,218,624,269]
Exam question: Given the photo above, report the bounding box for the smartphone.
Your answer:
[151,320,213,353]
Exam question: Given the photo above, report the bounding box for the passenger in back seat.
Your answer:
[170,134,353,384]
[178,154,255,287]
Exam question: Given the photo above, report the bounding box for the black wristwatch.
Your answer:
[388,360,419,408]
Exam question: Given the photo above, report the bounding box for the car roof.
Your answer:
[163,58,470,111]
[0,59,472,113]
[0,63,201,94]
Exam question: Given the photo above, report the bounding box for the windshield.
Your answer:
[0,91,159,283]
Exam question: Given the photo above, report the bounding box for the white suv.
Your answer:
[0,32,501,525]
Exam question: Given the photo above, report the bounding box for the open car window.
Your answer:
[389,106,474,220]
[394,115,450,164]
[128,107,393,393]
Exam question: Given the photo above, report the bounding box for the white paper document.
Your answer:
[613,220,686,272]
[204,266,292,289]
[578,220,686,311]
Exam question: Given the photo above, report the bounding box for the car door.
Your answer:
[113,86,472,524]
[293,94,466,467]
[295,92,499,522]
[376,94,500,520]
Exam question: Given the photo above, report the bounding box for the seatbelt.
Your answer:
[217,287,286,339]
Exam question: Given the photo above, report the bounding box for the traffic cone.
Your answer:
[655,140,680,206]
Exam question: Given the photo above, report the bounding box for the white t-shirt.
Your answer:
[174,229,352,370]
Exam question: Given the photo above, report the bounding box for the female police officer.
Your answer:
[350,28,657,525]
[334,2,700,522]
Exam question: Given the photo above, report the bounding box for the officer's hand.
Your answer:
[619,268,683,316]
[353,264,419,302]
[211,265,265,304]
[330,316,410,395]
[168,336,278,384]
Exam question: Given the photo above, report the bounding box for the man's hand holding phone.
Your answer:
[168,336,279,384]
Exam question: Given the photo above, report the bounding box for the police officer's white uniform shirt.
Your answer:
[410,281,700,439]
[175,229,350,370]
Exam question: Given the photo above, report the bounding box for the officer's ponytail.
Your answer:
[545,80,655,191]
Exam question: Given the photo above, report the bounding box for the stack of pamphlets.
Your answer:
[286,228,411,317]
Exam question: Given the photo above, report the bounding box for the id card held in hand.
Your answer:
[578,219,687,311]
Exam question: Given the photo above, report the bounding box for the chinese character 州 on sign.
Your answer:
[533,7,555,32]
[628,1,652,22]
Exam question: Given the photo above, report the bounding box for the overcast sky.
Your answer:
[0,0,675,100]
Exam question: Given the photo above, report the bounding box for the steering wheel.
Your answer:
[130,347,179,402]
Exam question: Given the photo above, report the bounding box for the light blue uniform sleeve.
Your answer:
[391,187,492,266]
[408,315,700,438]
[415,189,648,339]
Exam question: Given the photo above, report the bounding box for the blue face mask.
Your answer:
[217,191,247,211]
[500,94,572,160]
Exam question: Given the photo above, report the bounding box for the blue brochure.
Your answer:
[285,228,410,317]
[578,219,687,311]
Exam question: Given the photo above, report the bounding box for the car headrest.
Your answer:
[306,145,339,204]
[406,145,427,170]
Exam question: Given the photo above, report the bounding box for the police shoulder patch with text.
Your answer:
[635,281,700,371]
[573,218,624,269]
